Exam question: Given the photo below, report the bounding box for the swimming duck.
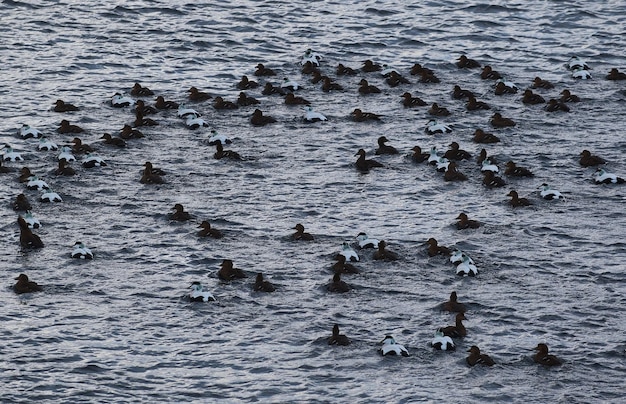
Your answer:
[443,162,467,181]
[17,216,43,248]
[456,55,480,69]
[483,171,506,188]
[380,64,398,77]
[143,161,166,176]
[490,112,516,128]
[436,157,451,172]
[358,79,381,94]
[351,108,381,122]
[355,149,384,172]
[13,273,42,294]
[213,96,239,110]
[111,93,134,108]
[170,204,192,221]
[386,71,411,86]
[302,61,321,75]
[19,124,42,139]
[19,167,34,182]
[57,146,76,162]
[188,86,212,101]
[427,238,451,257]
[309,71,328,84]
[332,254,360,275]
[119,125,144,139]
[567,56,590,70]
[285,93,311,105]
[254,273,275,292]
[2,145,23,162]
[254,63,276,76]
[134,111,158,127]
[533,343,562,366]
[545,99,570,112]
[177,104,200,119]
[521,89,546,104]
[579,150,606,167]
[189,281,216,302]
[467,346,495,367]
[140,163,165,184]
[373,240,399,261]
[250,109,276,126]
[456,213,480,229]
[424,119,451,135]
[57,119,84,134]
[539,183,565,200]
[100,133,126,148]
[237,75,259,90]
[505,161,533,177]
[375,136,398,155]
[432,330,455,351]
[214,142,242,160]
[606,68,626,80]
[444,142,471,161]
[442,291,466,313]
[507,190,532,207]
[262,82,287,96]
[134,99,157,115]
[494,81,518,95]
[207,130,232,146]
[427,147,440,165]
[531,76,555,89]
[456,254,479,276]
[218,259,247,281]
[452,85,475,99]
[327,273,351,293]
[361,59,382,72]
[21,211,41,229]
[40,189,62,203]
[480,65,502,80]
[82,153,107,168]
[476,149,494,166]
[466,96,491,111]
[450,249,475,266]
[130,82,154,96]
[472,129,500,144]
[13,193,32,211]
[572,67,592,79]
[380,336,409,356]
[281,77,300,92]
[71,241,93,259]
[72,137,94,154]
[38,137,58,151]
[185,115,209,129]
[321,77,344,92]
[559,89,580,103]
[303,106,327,122]
[338,242,359,262]
[55,159,76,176]
[292,223,314,241]
[411,146,429,163]
[301,48,322,66]
[593,168,625,184]
[440,313,467,338]
[401,92,427,107]
[418,70,440,83]
[410,63,435,76]
[356,232,379,249]
[237,92,260,106]
[155,95,179,109]
[336,63,358,76]
[328,324,351,346]
[428,103,450,117]
[53,99,80,112]
[197,220,223,238]
[26,176,49,191]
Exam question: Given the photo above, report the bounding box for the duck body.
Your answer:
[303,106,327,122]
[442,291,466,313]
[254,273,275,292]
[71,242,93,259]
[539,184,564,200]
[26,176,49,191]
[111,93,134,107]
[19,124,43,139]
[328,324,351,346]
[189,282,216,302]
[425,120,451,135]
[22,211,41,229]
[14,274,42,294]
[440,313,467,338]
[40,189,62,203]
[38,137,58,151]
[218,259,247,281]
[2,146,23,162]
[82,154,107,168]
[338,242,359,262]
[327,273,350,293]
[374,136,398,155]
[456,255,478,276]
[380,336,409,356]
[198,221,223,238]
[593,169,625,184]
[467,346,495,366]
[356,232,379,249]
[432,330,455,351]
[533,343,562,366]
[355,149,384,172]
[18,216,43,248]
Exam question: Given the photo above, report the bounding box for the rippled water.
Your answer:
[2,0,626,402]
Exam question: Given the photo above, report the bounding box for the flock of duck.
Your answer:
[6,48,626,368]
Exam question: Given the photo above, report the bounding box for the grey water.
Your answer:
[1,0,626,402]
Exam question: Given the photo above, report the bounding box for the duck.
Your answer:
[119,125,144,139]
[18,167,34,182]
[134,99,157,115]
[480,65,502,80]
[134,111,159,127]
[213,96,239,110]
[189,281,216,302]
[302,61,321,75]
[427,238,451,257]
[559,89,580,103]
[55,159,76,176]
[452,85,475,99]
[440,313,467,338]
[495,81,518,95]
[57,146,76,162]
[254,63,276,76]
[197,220,223,238]
[82,153,107,168]
[355,149,384,172]
[358,79,381,94]
[143,161,166,176]
[410,63,435,76]
[386,71,411,86]
[327,273,351,293]
[572,67,592,79]
[328,324,351,346]
[185,115,209,129]
[456,213,480,229]
[237,75,258,90]
[411,146,429,163]
[356,232,379,249]
[521,89,545,104]
[217,259,247,281]
[281,77,300,92]
[57,119,84,134]
[444,162,467,181]
[254,273,275,292]
[531,76,555,89]
[13,193,32,211]
[332,254,360,275]
[473,128,500,143]
[380,64,399,77]
[17,216,43,248]
[442,291,466,313]
[100,133,126,148]
[424,119,451,135]
[72,137,95,154]
[338,242,359,262]
[351,108,381,122]
[427,147,440,165]
[466,96,490,111]
[361,59,382,72]
[533,343,562,366]
[373,240,399,261]
[53,99,80,112]
[188,86,212,101]
[606,68,626,80]
[418,70,440,83]
[250,109,276,126]
[214,142,242,160]
[291,223,314,241]
[303,106,327,122]
[140,164,165,184]
[285,93,310,105]
[507,190,532,207]
[436,157,451,172]
[38,137,58,151]
[2,145,23,162]
[539,183,565,200]
[450,249,475,266]
[567,56,590,70]
[401,92,427,107]
[262,82,287,96]
[19,124,43,139]
[593,168,625,184]
[380,336,409,356]
[321,77,344,92]
[26,175,49,191]
[300,48,322,66]
[155,95,179,109]
[467,346,495,367]
[505,161,533,177]
[432,330,455,351]
[336,63,358,76]
[456,254,479,276]
[483,171,506,188]
[476,149,494,166]
[444,142,471,161]
[130,82,154,96]
[170,204,192,221]
[545,99,570,112]
[428,103,450,117]
[177,104,200,119]
[207,130,232,146]
[456,55,480,69]
[40,189,62,203]
[13,273,42,294]
[111,93,134,108]
[71,241,93,259]
[374,136,398,155]
[237,92,260,106]
[490,112,516,128]
[21,211,41,229]
[579,150,606,167]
